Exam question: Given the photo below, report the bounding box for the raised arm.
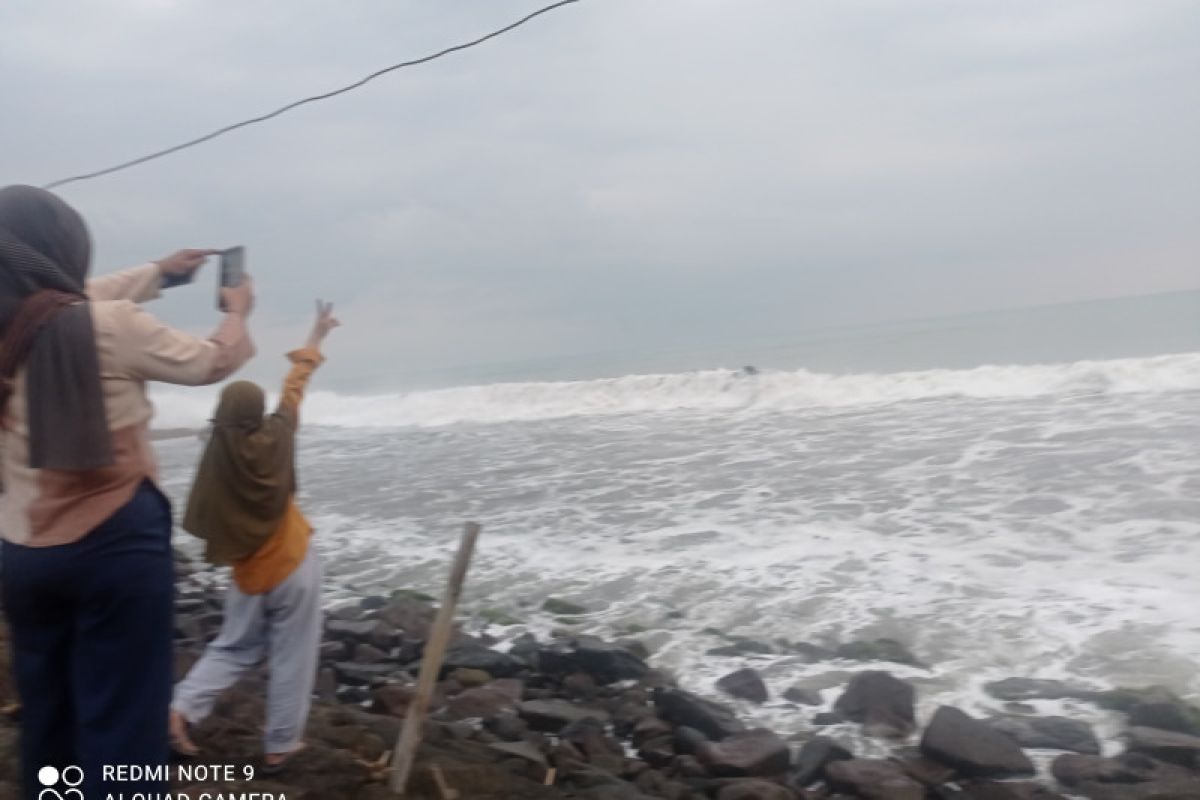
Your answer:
[114,274,256,386]
[275,300,340,430]
[86,249,217,303]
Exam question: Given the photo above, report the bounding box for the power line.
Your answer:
[43,0,582,190]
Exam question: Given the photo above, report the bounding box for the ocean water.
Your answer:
[154,289,1200,752]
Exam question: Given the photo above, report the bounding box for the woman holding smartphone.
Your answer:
[0,185,254,800]
[170,300,339,772]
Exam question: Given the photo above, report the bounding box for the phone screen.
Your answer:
[218,246,245,309]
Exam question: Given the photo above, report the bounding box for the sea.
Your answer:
[152,288,1200,755]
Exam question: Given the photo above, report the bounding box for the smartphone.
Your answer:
[217,246,246,310]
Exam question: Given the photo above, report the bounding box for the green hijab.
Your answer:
[183,381,296,565]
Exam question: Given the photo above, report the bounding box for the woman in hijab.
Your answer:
[170,300,338,772]
[0,185,255,800]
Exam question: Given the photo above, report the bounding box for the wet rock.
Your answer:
[890,749,956,785]
[835,638,925,668]
[325,618,378,640]
[716,668,769,704]
[984,714,1101,754]
[832,671,916,738]
[812,711,846,726]
[352,642,389,663]
[783,641,836,662]
[319,640,346,662]
[654,687,745,741]
[333,661,396,685]
[1069,779,1200,800]
[444,684,520,720]
[789,736,853,787]
[631,715,674,747]
[982,678,1095,703]
[315,666,338,702]
[1111,689,1200,736]
[441,642,525,678]
[1051,751,1192,787]
[782,686,823,706]
[921,706,1035,778]
[715,779,798,800]
[538,637,649,685]
[945,781,1068,800]
[543,598,589,615]
[707,639,775,657]
[371,683,416,717]
[374,597,440,641]
[449,667,492,687]
[1125,726,1200,768]
[637,735,676,768]
[698,729,790,777]
[825,758,925,800]
[519,699,610,733]
[483,712,529,741]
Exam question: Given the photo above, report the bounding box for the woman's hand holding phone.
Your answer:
[221,275,255,317]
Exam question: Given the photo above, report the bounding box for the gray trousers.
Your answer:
[173,548,323,753]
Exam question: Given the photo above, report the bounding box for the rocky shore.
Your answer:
[1,551,1199,799]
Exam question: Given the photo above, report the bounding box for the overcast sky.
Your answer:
[2,0,1197,390]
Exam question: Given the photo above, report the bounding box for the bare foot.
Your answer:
[168,709,199,756]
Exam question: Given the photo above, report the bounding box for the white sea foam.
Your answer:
[151,351,1200,430]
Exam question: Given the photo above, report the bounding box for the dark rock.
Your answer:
[1052,751,1193,787]
[359,595,388,611]
[631,715,674,747]
[789,736,853,787]
[812,711,846,726]
[370,683,416,717]
[950,781,1068,800]
[519,699,610,732]
[707,639,774,657]
[563,672,598,699]
[1069,779,1200,800]
[715,779,798,800]
[825,759,925,800]
[654,687,745,741]
[538,637,649,685]
[448,667,492,687]
[444,685,520,720]
[984,714,1101,754]
[835,638,925,668]
[698,728,790,777]
[1115,690,1200,736]
[353,642,390,664]
[488,740,548,767]
[483,712,528,741]
[1126,726,1200,768]
[441,643,525,678]
[832,671,916,738]
[319,640,346,662]
[315,667,338,703]
[325,618,378,640]
[374,597,440,641]
[921,706,1035,778]
[890,748,956,785]
[716,668,769,704]
[782,686,823,706]
[543,597,589,615]
[333,661,396,685]
[982,677,1095,703]
[637,735,676,768]
[784,641,836,662]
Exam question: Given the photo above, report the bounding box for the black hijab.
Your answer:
[0,185,113,470]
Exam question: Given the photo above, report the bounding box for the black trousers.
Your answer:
[2,480,174,800]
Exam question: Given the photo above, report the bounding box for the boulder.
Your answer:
[782,686,823,706]
[653,687,745,741]
[716,668,769,704]
[448,668,492,687]
[984,714,1101,754]
[698,729,790,777]
[1052,751,1193,787]
[444,684,520,720]
[1125,726,1200,768]
[825,759,925,800]
[325,618,378,641]
[440,643,525,678]
[715,779,798,800]
[789,736,853,787]
[537,637,649,685]
[835,638,925,668]
[519,699,610,733]
[832,671,916,738]
[333,661,396,685]
[921,706,1035,778]
[948,782,1067,800]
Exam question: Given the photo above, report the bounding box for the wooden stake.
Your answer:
[388,522,482,795]
[430,764,460,800]
[543,767,557,786]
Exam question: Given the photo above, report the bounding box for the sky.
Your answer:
[1,0,1198,391]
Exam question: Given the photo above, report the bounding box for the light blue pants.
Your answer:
[172,548,323,753]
